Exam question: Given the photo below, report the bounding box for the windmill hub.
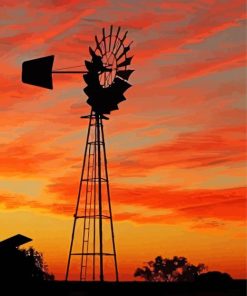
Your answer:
[100,53,117,87]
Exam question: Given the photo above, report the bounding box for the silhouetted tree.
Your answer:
[0,246,54,282]
[21,247,55,281]
[134,256,206,282]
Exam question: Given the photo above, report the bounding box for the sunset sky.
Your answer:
[0,0,246,280]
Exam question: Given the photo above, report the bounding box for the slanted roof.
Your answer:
[0,234,32,249]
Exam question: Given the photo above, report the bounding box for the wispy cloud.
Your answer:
[0,0,246,279]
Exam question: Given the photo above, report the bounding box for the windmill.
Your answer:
[22,26,134,282]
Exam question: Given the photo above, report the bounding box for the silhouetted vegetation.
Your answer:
[134,256,206,282]
[0,246,54,282]
[197,271,232,284]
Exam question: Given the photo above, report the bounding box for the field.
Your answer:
[5,280,246,296]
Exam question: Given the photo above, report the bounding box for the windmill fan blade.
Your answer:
[112,26,121,52]
[22,55,54,89]
[116,70,134,80]
[108,104,119,111]
[109,25,113,51]
[84,85,98,97]
[115,94,126,104]
[83,74,92,85]
[102,27,107,53]
[85,60,94,71]
[121,31,128,43]
[117,45,130,61]
[89,46,97,57]
[107,95,126,106]
[114,31,128,56]
[111,77,131,94]
[117,56,133,68]
[95,35,103,56]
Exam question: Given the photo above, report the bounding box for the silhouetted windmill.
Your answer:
[22,26,134,282]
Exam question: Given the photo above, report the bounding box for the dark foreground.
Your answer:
[2,280,246,296]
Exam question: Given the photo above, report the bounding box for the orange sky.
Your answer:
[0,0,246,280]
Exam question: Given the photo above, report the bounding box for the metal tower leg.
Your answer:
[65,111,118,282]
[96,114,104,282]
[100,117,119,281]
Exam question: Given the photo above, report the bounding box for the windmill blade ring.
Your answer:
[84,26,134,115]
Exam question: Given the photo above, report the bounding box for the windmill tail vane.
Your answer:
[21,26,134,281]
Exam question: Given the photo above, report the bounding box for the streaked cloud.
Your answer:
[0,0,246,280]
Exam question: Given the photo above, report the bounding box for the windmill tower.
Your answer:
[21,26,134,282]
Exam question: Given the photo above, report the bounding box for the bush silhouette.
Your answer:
[196,271,232,284]
[134,256,206,282]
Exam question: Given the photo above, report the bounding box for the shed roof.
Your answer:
[0,234,32,249]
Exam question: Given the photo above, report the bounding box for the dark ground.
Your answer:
[2,280,246,296]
